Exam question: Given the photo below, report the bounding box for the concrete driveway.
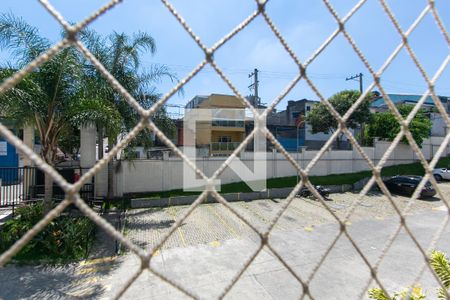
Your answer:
[124,182,450,251]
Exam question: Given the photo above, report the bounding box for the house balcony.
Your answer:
[210,142,241,152]
[211,120,245,131]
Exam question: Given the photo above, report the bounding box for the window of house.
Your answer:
[306,106,310,111]
[218,136,231,143]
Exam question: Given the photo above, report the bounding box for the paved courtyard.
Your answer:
[124,184,449,251]
[0,183,448,299]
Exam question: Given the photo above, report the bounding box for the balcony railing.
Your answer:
[210,142,241,151]
[211,120,244,127]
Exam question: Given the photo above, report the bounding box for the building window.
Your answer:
[218,136,231,143]
[306,106,310,111]
[212,119,244,127]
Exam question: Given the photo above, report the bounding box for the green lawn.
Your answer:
[125,156,450,200]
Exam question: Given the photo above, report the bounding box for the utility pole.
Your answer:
[346,72,365,145]
[248,68,259,107]
[346,72,363,93]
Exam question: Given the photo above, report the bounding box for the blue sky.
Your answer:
[1,0,449,116]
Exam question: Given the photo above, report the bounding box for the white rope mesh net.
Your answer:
[0,0,449,299]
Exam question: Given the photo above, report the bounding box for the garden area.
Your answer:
[0,203,96,264]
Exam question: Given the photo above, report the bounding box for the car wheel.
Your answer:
[434,174,443,182]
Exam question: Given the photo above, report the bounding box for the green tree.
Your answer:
[0,13,177,207]
[0,13,83,213]
[79,29,177,198]
[306,90,372,149]
[366,104,432,147]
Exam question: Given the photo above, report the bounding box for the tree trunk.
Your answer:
[43,171,53,215]
[107,140,114,200]
[42,146,54,215]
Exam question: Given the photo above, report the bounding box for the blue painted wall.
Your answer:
[275,136,304,152]
[0,137,19,184]
[269,125,305,152]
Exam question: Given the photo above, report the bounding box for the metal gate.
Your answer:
[0,167,94,212]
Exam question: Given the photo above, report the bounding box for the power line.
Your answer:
[141,60,450,99]
[346,73,363,93]
[142,60,349,80]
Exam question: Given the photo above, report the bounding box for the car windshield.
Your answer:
[409,178,432,187]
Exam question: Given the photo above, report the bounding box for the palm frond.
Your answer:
[132,31,156,55]
[139,64,183,96]
[140,64,178,84]
[110,32,128,75]
[392,286,427,300]
[430,251,450,299]
[0,13,50,66]
[78,28,103,53]
[68,97,122,138]
[0,68,45,125]
[368,288,389,300]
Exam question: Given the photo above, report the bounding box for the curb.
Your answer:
[129,177,387,209]
[131,187,300,208]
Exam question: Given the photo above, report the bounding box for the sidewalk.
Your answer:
[88,209,123,259]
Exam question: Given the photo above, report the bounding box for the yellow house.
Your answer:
[184,94,246,156]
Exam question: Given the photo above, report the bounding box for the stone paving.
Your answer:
[91,211,450,299]
[124,183,449,252]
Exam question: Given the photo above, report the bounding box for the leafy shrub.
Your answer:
[0,203,96,263]
[369,250,450,300]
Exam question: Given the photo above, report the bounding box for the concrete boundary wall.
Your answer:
[131,188,288,208]
[129,180,386,209]
[95,137,448,197]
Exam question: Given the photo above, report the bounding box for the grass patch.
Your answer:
[124,157,450,200]
[125,189,201,200]
[0,203,96,264]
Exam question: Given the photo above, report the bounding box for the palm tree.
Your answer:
[79,29,177,199]
[0,13,178,209]
[0,13,83,213]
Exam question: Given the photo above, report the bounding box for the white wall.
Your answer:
[304,124,332,141]
[95,137,449,197]
[304,125,354,142]
[431,113,448,137]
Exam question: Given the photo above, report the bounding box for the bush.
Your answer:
[0,203,96,263]
[368,250,450,300]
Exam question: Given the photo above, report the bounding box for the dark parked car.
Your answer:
[298,185,331,199]
[383,175,436,198]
